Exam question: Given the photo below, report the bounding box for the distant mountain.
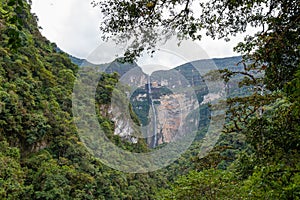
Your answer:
[69,55,243,77]
[69,55,243,73]
[69,55,245,146]
[69,55,85,66]
[69,55,245,100]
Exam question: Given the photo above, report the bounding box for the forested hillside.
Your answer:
[1,0,299,199]
[0,1,162,199]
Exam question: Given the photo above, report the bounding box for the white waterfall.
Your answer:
[148,75,157,148]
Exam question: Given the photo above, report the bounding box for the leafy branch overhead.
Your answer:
[95,1,299,71]
[0,0,299,199]
[94,1,300,198]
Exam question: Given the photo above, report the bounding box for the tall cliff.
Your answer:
[75,57,245,148]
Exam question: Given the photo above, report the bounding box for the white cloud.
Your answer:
[31,0,103,58]
[31,1,254,60]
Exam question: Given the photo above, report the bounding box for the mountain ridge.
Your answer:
[69,54,246,147]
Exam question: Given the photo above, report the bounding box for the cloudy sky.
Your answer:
[31,0,252,68]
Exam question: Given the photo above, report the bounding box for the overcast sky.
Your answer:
[31,0,251,63]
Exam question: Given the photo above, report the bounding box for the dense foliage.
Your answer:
[0,1,164,199]
[94,0,300,199]
[0,0,299,199]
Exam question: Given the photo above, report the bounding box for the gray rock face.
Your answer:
[109,103,139,144]
[88,56,244,147]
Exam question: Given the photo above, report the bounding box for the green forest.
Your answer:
[0,0,299,199]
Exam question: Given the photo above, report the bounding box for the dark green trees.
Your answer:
[94,0,300,199]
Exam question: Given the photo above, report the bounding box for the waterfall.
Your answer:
[148,75,157,148]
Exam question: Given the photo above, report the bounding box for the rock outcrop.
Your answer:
[155,92,199,145]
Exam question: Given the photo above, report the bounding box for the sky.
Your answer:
[31,0,252,69]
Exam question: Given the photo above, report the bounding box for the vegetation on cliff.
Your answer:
[0,0,299,199]
[95,0,300,199]
[0,1,161,199]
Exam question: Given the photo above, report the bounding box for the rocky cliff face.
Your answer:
[155,92,199,145]
[98,88,140,144]
[109,103,139,144]
[128,68,204,147]
[75,57,244,148]
[145,68,205,146]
